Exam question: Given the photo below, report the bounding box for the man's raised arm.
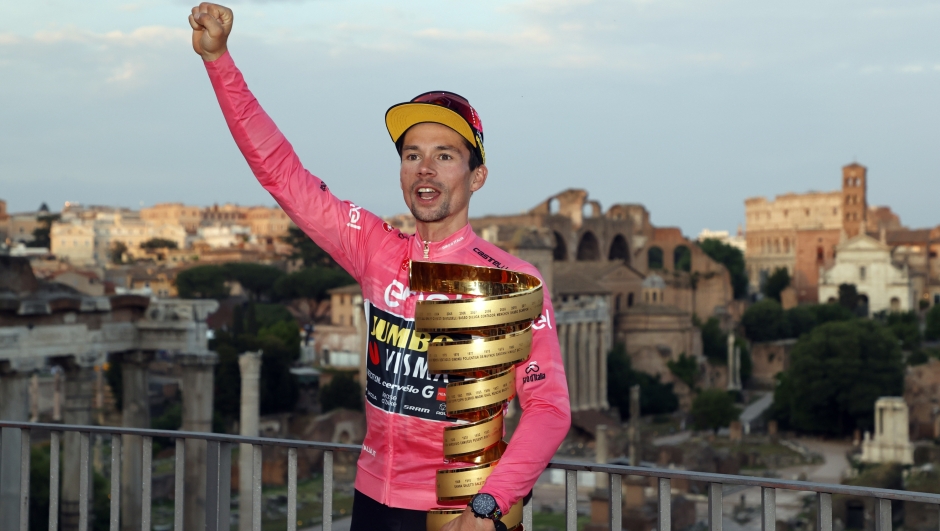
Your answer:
[189,3,388,282]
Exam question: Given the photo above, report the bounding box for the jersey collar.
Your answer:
[413,224,475,260]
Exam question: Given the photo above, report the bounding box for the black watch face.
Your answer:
[472,493,496,516]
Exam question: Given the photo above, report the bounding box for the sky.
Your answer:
[1,0,939,236]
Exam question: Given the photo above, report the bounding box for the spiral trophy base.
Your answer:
[411,261,543,531]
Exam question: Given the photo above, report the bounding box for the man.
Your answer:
[189,4,571,530]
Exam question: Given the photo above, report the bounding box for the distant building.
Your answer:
[860,397,913,465]
[697,228,746,253]
[246,207,291,242]
[5,203,51,245]
[744,163,903,303]
[818,234,914,315]
[141,203,202,234]
[51,207,186,266]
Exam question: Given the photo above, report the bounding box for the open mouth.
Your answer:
[416,186,441,202]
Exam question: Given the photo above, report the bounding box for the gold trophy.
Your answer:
[411,262,543,531]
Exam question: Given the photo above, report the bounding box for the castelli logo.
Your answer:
[383,222,393,233]
[369,342,380,365]
[401,259,409,272]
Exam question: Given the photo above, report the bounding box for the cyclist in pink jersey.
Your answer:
[189,4,571,530]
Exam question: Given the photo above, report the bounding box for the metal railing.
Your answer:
[2,420,939,531]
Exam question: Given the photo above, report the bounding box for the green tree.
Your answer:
[666,353,699,389]
[691,389,740,432]
[320,372,364,412]
[28,213,60,248]
[274,267,355,301]
[762,267,790,302]
[698,238,749,299]
[212,343,241,423]
[283,226,341,268]
[175,265,229,299]
[742,299,787,342]
[699,317,727,364]
[109,241,128,265]
[838,283,859,312]
[607,343,678,418]
[882,311,921,351]
[222,262,285,301]
[772,319,904,436]
[140,237,179,250]
[925,305,940,341]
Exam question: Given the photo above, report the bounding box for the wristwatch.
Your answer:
[469,493,508,530]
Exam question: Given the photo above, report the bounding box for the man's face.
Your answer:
[399,122,486,225]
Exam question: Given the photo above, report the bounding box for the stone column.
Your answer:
[599,318,610,410]
[566,323,579,411]
[587,321,599,410]
[238,352,262,531]
[62,364,95,531]
[628,384,640,466]
[727,333,740,391]
[180,353,219,531]
[0,369,30,531]
[53,367,63,421]
[29,373,39,422]
[577,322,590,410]
[121,351,153,531]
[595,424,608,490]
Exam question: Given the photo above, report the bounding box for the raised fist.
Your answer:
[189,3,233,62]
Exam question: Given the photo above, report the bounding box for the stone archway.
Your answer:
[553,231,568,261]
[576,232,601,261]
[608,234,629,262]
[648,246,664,269]
[674,245,691,272]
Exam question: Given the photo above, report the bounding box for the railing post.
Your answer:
[288,447,298,531]
[252,445,262,531]
[174,439,185,531]
[875,499,891,531]
[79,431,91,531]
[523,491,533,531]
[1,426,24,530]
[109,435,121,531]
[609,473,622,531]
[708,483,722,531]
[19,428,31,531]
[565,470,577,531]
[658,478,671,531]
[142,436,152,531]
[205,441,232,531]
[49,431,61,531]
[761,487,775,531]
[817,493,832,531]
[323,450,334,531]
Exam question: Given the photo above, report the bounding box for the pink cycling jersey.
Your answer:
[205,52,571,514]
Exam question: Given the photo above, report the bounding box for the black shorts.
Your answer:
[349,490,428,531]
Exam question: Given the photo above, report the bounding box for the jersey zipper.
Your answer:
[423,240,430,260]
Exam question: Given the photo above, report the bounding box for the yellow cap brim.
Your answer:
[385,103,478,148]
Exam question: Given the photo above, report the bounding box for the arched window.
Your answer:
[648,247,664,269]
[608,234,629,262]
[890,297,900,312]
[553,231,568,261]
[627,293,634,307]
[576,232,600,261]
[674,245,691,272]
